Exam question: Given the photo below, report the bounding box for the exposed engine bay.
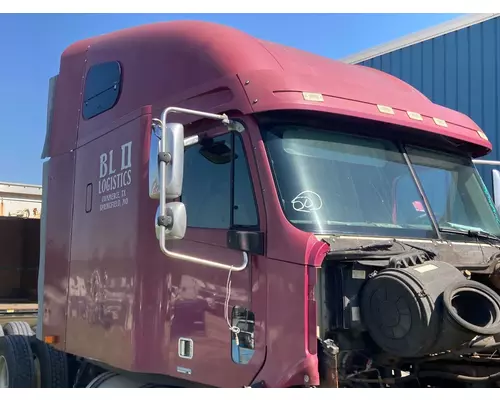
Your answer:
[316,237,500,388]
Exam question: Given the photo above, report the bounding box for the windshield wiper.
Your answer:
[439,227,500,242]
[323,238,437,259]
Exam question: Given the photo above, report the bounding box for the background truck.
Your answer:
[4,19,500,389]
[0,182,40,335]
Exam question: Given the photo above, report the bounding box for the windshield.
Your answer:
[261,123,500,239]
[406,146,500,235]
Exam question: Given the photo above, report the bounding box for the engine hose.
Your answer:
[415,342,500,362]
[454,342,500,356]
[416,370,500,383]
[345,370,500,385]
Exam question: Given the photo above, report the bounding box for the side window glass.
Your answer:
[233,136,258,227]
[182,133,231,229]
[82,61,122,120]
[181,131,258,230]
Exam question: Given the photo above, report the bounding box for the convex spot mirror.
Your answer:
[155,202,187,241]
[149,122,185,200]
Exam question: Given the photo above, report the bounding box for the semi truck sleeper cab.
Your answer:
[8,20,500,388]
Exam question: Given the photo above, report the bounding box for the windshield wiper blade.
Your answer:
[439,227,500,242]
[328,240,395,253]
[323,238,437,259]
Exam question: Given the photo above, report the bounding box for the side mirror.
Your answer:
[155,202,187,241]
[164,123,185,199]
[149,124,161,199]
[149,122,185,200]
[152,105,248,272]
[492,169,500,213]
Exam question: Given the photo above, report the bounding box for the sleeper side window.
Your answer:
[182,132,258,230]
[82,61,122,120]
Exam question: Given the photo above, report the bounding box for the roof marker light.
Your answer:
[477,130,489,141]
[302,92,324,102]
[433,117,448,128]
[377,104,394,115]
[407,111,423,121]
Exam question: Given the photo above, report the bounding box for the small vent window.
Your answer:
[82,61,122,120]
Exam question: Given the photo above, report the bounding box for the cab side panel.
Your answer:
[48,41,90,158]
[42,152,76,351]
[65,109,149,371]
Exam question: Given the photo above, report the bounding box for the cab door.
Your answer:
[160,125,267,387]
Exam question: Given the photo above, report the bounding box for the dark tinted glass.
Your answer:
[82,61,122,120]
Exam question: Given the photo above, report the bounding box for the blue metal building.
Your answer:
[341,13,500,192]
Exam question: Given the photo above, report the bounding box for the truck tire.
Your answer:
[0,335,35,387]
[86,371,149,388]
[0,325,4,337]
[3,321,35,336]
[29,337,68,388]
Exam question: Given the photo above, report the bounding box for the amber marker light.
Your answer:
[44,335,59,344]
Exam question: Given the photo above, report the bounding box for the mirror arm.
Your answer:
[158,106,249,272]
[158,233,249,272]
[474,160,500,166]
[161,106,230,127]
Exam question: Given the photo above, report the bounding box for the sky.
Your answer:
[0,13,461,185]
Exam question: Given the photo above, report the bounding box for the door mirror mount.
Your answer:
[152,106,249,272]
[227,230,265,255]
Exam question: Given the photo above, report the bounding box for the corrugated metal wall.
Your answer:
[357,16,500,191]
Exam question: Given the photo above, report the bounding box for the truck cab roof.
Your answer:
[46,20,490,158]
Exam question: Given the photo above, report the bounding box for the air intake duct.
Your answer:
[360,261,500,358]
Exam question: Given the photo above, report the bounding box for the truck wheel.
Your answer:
[86,371,149,388]
[0,335,35,387]
[0,325,4,337]
[29,337,68,388]
[3,321,35,336]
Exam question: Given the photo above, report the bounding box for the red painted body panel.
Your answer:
[65,108,146,369]
[42,151,75,350]
[48,40,91,158]
[238,66,489,156]
[43,20,492,387]
[252,258,318,387]
[45,20,490,159]
[63,106,269,386]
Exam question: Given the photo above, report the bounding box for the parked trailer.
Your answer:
[0,183,41,388]
[4,20,500,388]
[0,182,41,333]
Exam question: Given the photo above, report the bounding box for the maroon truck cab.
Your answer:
[37,21,500,388]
